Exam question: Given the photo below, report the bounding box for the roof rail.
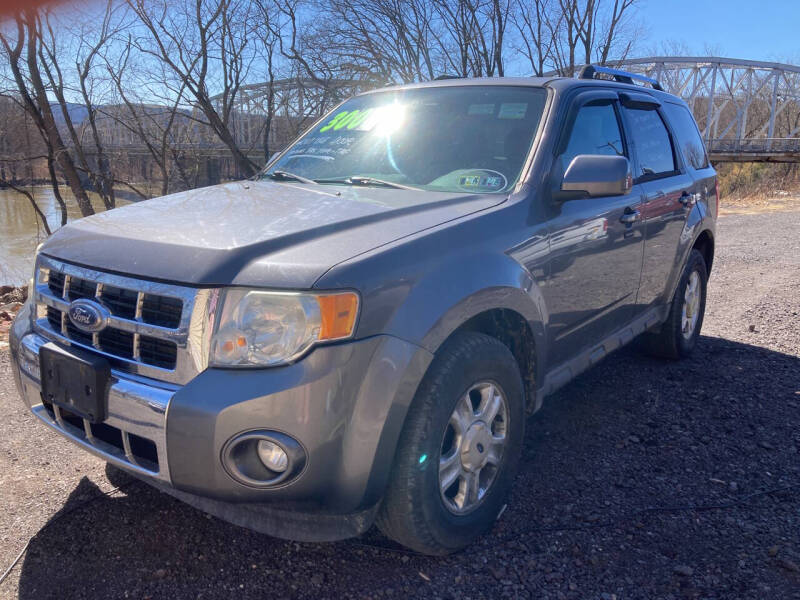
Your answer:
[579,65,663,91]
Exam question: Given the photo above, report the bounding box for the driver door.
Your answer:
[543,93,646,366]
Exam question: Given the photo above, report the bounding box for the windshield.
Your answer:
[263,85,548,194]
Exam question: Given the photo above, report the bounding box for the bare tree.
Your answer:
[432,0,510,77]
[0,10,95,216]
[36,2,121,209]
[100,29,194,197]
[511,0,558,76]
[128,0,259,177]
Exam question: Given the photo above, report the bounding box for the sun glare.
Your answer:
[364,103,406,136]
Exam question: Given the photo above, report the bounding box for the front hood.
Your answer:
[42,180,503,288]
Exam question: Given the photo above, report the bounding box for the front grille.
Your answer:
[45,270,180,369]
[33,257,204,382]
[100,285,138,320]
[142,294,182,328]
[98,328,135,360]
[139,335,178,369]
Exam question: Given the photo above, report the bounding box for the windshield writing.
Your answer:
[264,86,547,194]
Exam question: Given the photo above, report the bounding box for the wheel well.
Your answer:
[693,230,715,274]
[450,309,537,413]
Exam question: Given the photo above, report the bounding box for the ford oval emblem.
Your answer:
[67,299,110,333]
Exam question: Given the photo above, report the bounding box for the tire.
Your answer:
[641,248,708,360]
[376,332,525,555]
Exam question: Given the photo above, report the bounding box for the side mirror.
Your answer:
[560,154,632,198]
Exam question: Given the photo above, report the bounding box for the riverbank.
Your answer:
[0,285,27,346]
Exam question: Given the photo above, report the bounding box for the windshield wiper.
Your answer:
[318,176,421,191]
[264,170,318,185]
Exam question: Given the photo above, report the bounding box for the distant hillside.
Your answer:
[49,102,89,126]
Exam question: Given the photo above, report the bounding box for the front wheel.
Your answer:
[641,248,708,359]
[376,332,525,555]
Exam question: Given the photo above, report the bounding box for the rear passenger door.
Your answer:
[620,94,696,307]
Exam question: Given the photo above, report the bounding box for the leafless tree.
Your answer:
[511,0,561,76]
[0,10,95,217]
[547,0,639,75]
[128,0,260,177]
[36,1,121,209]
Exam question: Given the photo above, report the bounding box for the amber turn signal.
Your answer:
[317,292,359,340]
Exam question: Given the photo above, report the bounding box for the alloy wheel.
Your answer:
[439,381,509,515]
[681,270,701,339]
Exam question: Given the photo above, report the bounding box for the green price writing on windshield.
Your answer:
[319,109,373,132]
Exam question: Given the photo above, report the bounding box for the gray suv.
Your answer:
[10,66,716,555]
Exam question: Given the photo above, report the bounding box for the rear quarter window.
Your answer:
[662,103,709,170]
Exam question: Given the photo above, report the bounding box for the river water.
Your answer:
[0,187,130,286]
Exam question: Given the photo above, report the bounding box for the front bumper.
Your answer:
[14,331,173,482]
[10,304,433,540]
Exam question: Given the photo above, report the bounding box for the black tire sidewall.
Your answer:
[673,250,708,356]
[411,334,525,551]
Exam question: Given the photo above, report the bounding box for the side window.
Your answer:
[662,103,709,170]
[623,107,677,179]
[562,102,625,167]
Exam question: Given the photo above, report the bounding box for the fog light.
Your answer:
[222,430,306,488]
[257,440,288,473]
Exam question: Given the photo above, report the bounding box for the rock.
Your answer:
[778,558,799,573]
[0,301,23,313]
[154,568,167,579]
[673,565,694,577]
[748,324,756,332]
[0,287,25,304]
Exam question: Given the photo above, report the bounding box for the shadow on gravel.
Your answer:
[15,335,800,599]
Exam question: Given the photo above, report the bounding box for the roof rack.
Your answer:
[579,65,663,91]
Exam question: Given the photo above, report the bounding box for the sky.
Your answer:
[643,0,800,64]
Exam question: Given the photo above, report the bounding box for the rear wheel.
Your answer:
[376,332,525,555]
[641,248,708,359]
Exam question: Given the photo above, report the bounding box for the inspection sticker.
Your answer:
[498,103,527,119]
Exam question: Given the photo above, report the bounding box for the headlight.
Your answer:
[209,289,359,367]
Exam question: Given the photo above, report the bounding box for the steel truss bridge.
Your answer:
[607,57,800,162]
[222,60,800,163]
[91,60,800,166]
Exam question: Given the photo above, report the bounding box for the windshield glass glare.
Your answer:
[264,86,548,194]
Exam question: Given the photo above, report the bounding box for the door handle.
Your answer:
[679,192,692,206]
[619,209,640,224]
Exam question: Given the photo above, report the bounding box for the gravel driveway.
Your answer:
[1,207,799,600]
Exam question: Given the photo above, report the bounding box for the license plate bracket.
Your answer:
[40,343,111,423]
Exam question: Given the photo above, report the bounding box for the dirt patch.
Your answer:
[720,192,800,215]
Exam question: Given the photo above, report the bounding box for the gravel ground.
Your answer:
[1,206,799,600]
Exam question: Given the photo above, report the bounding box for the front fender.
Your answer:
[320,239,549,387]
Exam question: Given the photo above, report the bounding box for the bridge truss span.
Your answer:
[610,57,800,162]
